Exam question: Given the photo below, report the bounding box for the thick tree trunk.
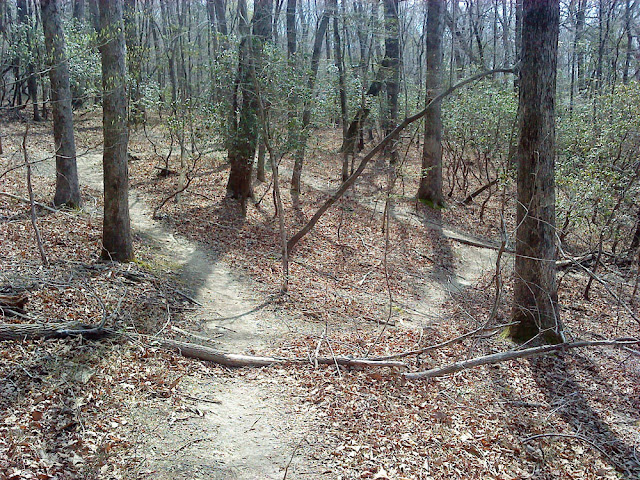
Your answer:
[332,2,348,181]
[73,0,85,20]
[623,0,632,85]
[382,0,400,164]
[123,0,144,124]
[417,0,444,207]
[98,0,133,262]
[226,0,272,210]
[510,0,562,344]
[40,0,81,208]
[286,0,296,58]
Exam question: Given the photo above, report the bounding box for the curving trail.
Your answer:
[39,152,327,479]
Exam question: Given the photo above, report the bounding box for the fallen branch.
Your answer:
[521,433,614,464]
[0,322,407,369]
[0,292,29,314]
[403,339,640,380]
[0,322,115,341]
[0,192,70,216]
[462,178,498,204]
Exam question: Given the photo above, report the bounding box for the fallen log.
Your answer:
[0,322,407,369]
[0,322,114,341]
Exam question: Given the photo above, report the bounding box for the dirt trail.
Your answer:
[35,150,501,478]
[38,153,326,479]
[286,167,503,321]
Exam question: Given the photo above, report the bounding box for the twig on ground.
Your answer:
[23,125,48,267]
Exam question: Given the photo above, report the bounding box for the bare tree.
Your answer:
[510,0,562,344]
[40,0,81,207]
[417,0,444,207]
[98,0,133,261]
[226,0,272,211]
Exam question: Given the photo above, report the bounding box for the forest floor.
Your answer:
[1,112,639,480]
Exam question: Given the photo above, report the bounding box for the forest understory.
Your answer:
[1,113,640,479]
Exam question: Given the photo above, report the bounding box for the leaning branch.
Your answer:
[403,339,640,380]
[287,68,515,252]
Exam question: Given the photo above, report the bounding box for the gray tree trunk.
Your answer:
[382,0,400,164]
[226,0,272,210]
[290,2,331,192]
[40,0,81,207]
[510,0,562,344]
[417,0,444,208]
[98,0,133,261]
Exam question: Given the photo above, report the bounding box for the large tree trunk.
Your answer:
[381,0,400,164]
[286,0,296,58]
[417,0,444,207]
[226,0,272,210]
[73,0,85,20]
[40,0,81,208]
[98,0,133,262]
[510,0,562,344]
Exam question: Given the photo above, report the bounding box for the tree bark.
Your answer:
[510,0,562,344]
[17,0,40,121]
[381,0,400,164]
[40,0,81,208]
[73,0,85,20]
[290,3,331,193]
[98,0,133,262]
[226,0,272,210]
[417,0,444,207]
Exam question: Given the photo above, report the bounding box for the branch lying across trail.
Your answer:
[1,322,637,375]
[287,67,515,252]
[403,338,640,380]
[0,322,406,369]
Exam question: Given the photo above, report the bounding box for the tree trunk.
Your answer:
[417,0,444,208]
[286,0,296,58]
[17,0,40,121]
[40,0,81,208]
[510,0,562,344]
[98,0,133,262]
[226,0,272,210]
[73,0,85,20]
[124,0,144,124]
[382,0,400,164]
[623,0,632,84]
[332,1,348,181]
[290,4,331,193]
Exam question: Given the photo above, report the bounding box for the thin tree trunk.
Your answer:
[40,0,81,208]
[290,4,331,193]
[332,1,348,181]
[98,0,133,261]
[510,0,562,344]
